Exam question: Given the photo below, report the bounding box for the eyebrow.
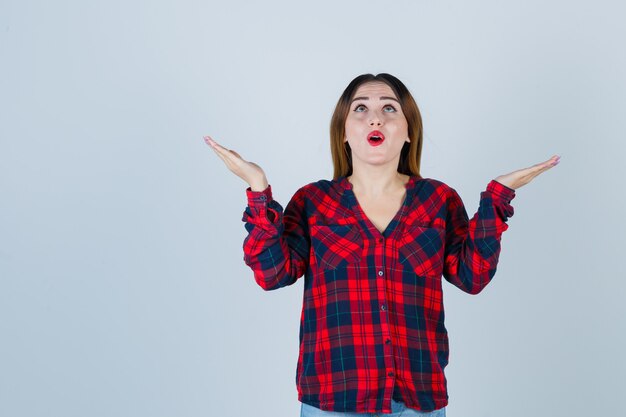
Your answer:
[351,96,399,103]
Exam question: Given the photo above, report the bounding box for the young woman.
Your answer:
[205,73,560,417]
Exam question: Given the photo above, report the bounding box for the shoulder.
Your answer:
[413,177,466,214]
[415,176,457,196]
[286,178,345,208]
[294,177,344,197]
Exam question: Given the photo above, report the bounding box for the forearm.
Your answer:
[241,185,309,290]
[443,180,516,294]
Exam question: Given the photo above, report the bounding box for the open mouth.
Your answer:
[367,130,385,146]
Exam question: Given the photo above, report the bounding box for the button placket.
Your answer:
[373,234,396,405]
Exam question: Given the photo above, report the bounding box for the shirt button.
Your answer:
[385,339,391,345]
[378,270,383,276]
[259,195,267,201]
[377,238,383,243]
[388,371,394,377]
[381,304,386,311]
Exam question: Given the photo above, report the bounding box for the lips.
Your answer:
[367,130,385,146]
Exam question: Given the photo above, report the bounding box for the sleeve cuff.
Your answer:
[246,184,273,206]
[487,180,516,202]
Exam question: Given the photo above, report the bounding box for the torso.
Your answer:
[350,174,410,234]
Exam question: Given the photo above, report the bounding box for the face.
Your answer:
[344,82,410,169]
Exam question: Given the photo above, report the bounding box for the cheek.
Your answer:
[390,118,409,136]
[344,118,362,136]
[345,117,357,129]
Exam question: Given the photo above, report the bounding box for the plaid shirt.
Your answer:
[241,175,516,413]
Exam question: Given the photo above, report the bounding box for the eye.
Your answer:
[354,104,366,112]
[383,105,397,112]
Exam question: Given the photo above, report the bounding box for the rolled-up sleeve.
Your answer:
[442,180,516,294]
[241,185,310,290]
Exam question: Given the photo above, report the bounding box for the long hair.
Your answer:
[330,73,424,180]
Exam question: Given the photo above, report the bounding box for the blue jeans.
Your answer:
[300,399,446,417]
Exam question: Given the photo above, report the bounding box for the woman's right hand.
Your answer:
[204,136,269,191]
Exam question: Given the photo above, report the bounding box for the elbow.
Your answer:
[466,269,497,295]
[244,256,286,291]
[445,266,491,295]
[254,272,283,291]
[256,278,283,291]
[254,268,296,291]
[467,284,486,295]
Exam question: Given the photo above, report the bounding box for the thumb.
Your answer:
[229,149,243,159]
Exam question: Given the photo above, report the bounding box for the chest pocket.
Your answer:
[398,222,445,277]
[310,223,363,271]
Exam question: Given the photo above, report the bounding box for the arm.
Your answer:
[442,180,516,294]
[202,136,310,290]
[241,184,310,291]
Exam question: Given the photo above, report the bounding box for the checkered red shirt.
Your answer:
[241,175,516,413]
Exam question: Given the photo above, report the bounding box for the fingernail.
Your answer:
[203,136,214,145]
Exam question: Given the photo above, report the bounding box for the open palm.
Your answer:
[494,155,560,190]
[204,135,269,191]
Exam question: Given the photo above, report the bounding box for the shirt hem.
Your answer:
[298,394,449,414]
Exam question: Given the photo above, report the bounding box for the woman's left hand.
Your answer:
[494,155,560,190]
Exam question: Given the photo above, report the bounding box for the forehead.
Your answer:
[353,82,397,99]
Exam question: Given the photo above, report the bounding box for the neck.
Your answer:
[348,166,407,197]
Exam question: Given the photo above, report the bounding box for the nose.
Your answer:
[369,114,383,126]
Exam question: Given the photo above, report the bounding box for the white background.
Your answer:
[1,1,625,416]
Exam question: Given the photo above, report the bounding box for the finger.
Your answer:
[203,136,247,162]
[206,137,227,153]
[543,155,560,166]
[204,135,229,153]
[203,135,216,147]
[533,164,556,178]
[537,155,560,172]
[538,155,560,166]
[204,136,234,160]
[525,155,560,175]
[532,157,556,169]
[525,157,560,181]
[208,140,241,162]
[209,145,232,166]
[215,152,242,176]
[205,138,237,165]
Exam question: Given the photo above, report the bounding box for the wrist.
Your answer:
[250,181,269,192]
